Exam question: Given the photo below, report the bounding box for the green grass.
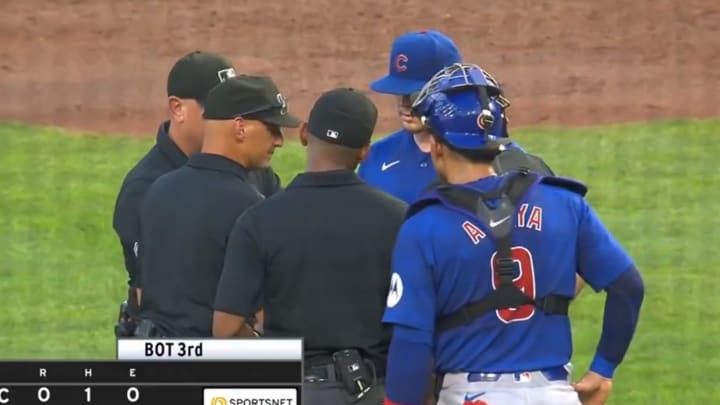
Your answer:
[0,119,718,403]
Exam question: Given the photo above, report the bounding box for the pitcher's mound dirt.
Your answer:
[1,0,718,136]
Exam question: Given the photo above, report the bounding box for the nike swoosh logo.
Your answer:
[489,216,511,228]
[464,392,486,401]
[381,160,400,171]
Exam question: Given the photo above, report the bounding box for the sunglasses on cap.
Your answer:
[232,103,279,118]
[227,106,284,138]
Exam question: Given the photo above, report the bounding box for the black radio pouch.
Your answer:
[133,319,160,338]
[115,301,137,337]
[331,349,374,400]
[115,288,142,337]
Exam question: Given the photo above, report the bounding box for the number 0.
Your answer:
[490,246,537,323]
[127,387,139,402]
[37,387,50,402]
[85,387,91,402]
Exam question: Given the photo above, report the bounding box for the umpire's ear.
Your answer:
[358,144,370,163]
[299,122,309,147]
[168,96,185,123]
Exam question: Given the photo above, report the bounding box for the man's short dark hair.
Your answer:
[308,131,364,169]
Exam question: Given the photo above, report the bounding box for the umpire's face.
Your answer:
[184,99,206,144]
[236,119,284,169]
[169,97,206,153]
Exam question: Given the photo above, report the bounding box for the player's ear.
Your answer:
[299,122,309,147]
[168,97,185,123]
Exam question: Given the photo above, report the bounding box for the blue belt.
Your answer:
[467,366,569,383]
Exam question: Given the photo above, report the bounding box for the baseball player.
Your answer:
[362,31,586,298]
[381,64,645,405]
[359,29,464,203]
[360,30,550,203]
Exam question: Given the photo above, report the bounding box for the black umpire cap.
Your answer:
[307,88,378,149]
[202,76,302,128]
[167,51,237,102]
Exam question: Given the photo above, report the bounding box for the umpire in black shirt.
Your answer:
[213,88,408,404]
[135,75,301,338]
[112,51,282,336]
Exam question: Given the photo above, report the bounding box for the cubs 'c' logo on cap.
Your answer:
[394,54,408,72]
[217,68,236,82]
[276,93,288,115]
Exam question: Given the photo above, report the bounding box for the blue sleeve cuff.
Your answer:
[589,355,618,379]
[385,326,433,405]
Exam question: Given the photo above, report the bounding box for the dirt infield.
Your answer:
[1,0,718,136]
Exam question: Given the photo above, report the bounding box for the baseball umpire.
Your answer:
[112,51,283,337]
[381,64,645,405]
[134,75,300,338]
[213,88,407,404]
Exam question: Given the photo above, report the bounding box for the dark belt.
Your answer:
[133,319,169,338]
[304,358,386,383]
[304,364,337,383]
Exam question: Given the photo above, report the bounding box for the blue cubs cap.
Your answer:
[412,63,509,150]
[370,30,462,95]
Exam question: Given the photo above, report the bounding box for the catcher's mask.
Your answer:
[412,63,511,149]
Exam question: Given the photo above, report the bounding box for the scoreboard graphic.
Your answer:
[0,338,303,404]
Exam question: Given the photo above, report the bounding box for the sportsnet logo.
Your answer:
[204,388,297,405]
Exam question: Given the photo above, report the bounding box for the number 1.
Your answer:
[85,387,91,402]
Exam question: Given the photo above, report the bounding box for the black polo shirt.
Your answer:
[138,153,264,337]
[214,170,408,365]
[112,121,283,288]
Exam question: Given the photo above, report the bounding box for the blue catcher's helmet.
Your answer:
[412,63,511,150]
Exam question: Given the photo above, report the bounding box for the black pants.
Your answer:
[303,380,385,405]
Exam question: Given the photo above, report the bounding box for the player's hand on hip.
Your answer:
[573,371,612,405]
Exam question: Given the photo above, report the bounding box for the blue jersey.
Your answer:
[358,129,435,204]
[359,129,525,204]
[382,174,633,373]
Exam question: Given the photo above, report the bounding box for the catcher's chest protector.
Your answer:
[407,170,587,333]
[492,147,556,177]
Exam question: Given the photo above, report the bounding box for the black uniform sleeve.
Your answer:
[214,208,265,317]
[247,168,282,197]
[112,178,151,288]
[267,170,282,196]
